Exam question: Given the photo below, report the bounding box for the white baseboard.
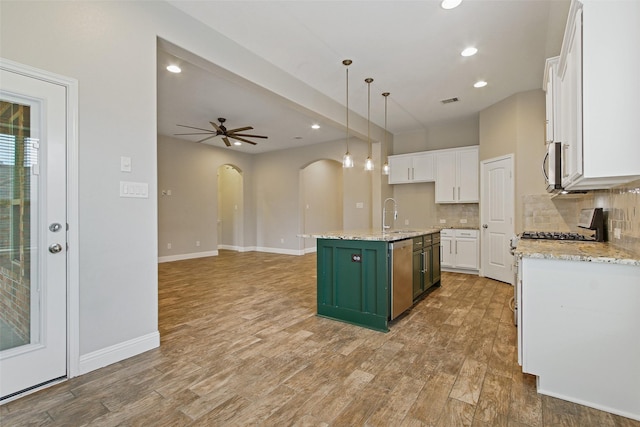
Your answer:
[78,331,160,375]
[158,246,312,261]
[442,267,479,275]
[158,250,218,263]
[303,246,317,254]
[254,246,305,256]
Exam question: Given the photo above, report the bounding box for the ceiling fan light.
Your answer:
[233,141,242,146]
[166,64,181,73]
[311,124,320,129]
[441,0,462,10]
[474,80,488,88]
[343,152,354,168]
[365,157,374,171]
[461,47,478,57]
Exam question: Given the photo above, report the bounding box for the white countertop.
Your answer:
[298,228,441,242]
[514,239,640,266]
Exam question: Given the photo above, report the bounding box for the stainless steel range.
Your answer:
[520,208,604,242]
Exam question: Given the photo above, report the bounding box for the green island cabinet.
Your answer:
[316,231,440,332]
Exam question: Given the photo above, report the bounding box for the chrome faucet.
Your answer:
[383,198,398,231]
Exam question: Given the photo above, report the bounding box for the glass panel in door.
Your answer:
[0,100,39,353]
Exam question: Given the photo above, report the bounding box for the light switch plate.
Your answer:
[120,156,132,172]
[120,181,148,198]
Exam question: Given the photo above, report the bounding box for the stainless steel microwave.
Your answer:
[543,142,562,193]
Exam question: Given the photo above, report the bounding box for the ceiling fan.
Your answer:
[175,117,268,147]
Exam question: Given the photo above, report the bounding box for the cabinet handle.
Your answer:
[562,144,569,178]
[458,187,460,200]
[455,241,458,254]
[407,168,410,181]
[452,187,455,200]
[423,252,428,273]
[412,167,415,180]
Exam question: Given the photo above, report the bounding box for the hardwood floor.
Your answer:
[2,250,639,426]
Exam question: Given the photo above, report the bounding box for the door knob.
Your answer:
[49,243,63,254]
[482,224,488,229]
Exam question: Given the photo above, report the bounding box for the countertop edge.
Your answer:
[298,228,442,242]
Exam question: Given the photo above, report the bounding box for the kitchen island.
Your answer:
[514,239,640,421]
[301,229,440,332]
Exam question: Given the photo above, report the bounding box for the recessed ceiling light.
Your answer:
[311,124,320,130]
[461,47,478,57]
[294,136,303,140]
[474,80,488,88]
[166,65,181,73]
[233,141,241,146]
[441,0,462,10]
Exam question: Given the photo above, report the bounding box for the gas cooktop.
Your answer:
[520,231,596,241]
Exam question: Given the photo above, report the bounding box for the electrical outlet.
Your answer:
[196,241,200,247]
[439,219,446,224]
[614,228,622,239]
[460,219,467,224]
[280,238,285,243]
[405,219,409,225]
[356,202,364,209]
[167,243,172,249]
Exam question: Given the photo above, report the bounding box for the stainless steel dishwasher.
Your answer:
[389,239,413,319]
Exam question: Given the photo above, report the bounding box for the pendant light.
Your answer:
[364,77,374,171]
[342,60,354,168]
[381,92,390,175]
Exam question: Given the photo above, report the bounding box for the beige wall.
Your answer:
[301,160,343,250]
[479,89,546,232]
[393,115,479,155]
[158,135,255,258]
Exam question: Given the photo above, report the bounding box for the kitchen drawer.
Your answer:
[423,234,432,245]
[440,229,454,238]
[412,236,423,251]
[455,229,478,239]
[431,233,440,245]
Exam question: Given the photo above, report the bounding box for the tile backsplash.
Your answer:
[433,203,479,228]
[522,178,640,255]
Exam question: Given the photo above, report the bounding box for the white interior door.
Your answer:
[0,66,67,400]
[480,155,514,284]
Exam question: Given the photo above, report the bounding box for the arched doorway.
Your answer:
[217,164,244,251]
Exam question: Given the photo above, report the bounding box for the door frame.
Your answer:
[479,153,515,282]
[1,59,80,383]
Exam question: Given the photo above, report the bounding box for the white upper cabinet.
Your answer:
[554,0,640,190]
[435,146,479,203]
[388,152,435,184]
[543,57,560,145]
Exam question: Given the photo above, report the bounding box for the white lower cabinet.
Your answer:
[518,257,640,420]
[440,229,478,272]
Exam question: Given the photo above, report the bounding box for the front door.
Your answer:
[0,65,67,400]
[480,155,514,284]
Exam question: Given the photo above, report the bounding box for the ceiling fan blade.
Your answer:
[209,121,223,132]
[228,135,257,145]
[177,124,215,133]
[196,135,218,144]
[231,133,268,139]
[222,137,232,147]
[226,126,253,133]
[174,132,215,136]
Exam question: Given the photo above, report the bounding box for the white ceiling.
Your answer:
[158,0,570,153]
